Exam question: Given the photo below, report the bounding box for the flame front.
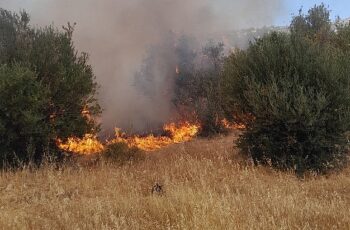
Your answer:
[57,122,201,154]
[57,120,249,155]
[57,134,105,155]
[164,122,200,143]
[111,129,172,152]
[110,122,200,151]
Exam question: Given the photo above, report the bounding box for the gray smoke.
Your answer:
[2,0,286,133]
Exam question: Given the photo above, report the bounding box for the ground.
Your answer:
[1,131,350,229]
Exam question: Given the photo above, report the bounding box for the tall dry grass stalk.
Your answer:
[1,132,350,229]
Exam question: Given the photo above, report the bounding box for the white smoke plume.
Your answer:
[2,0,286,133]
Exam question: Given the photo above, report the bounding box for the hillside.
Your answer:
[1,132,350,229]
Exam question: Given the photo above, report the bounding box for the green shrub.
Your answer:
[0,8,101,167]
[222,5,350,174]
[221,5,350,174]
[0,65,50,167]
[222,26,350,174]
[102,143,142,165]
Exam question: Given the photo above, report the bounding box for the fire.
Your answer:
[110,122,200,151]
[57,122,201,154]
[57,134,105,155]
[57,118,248,155]
[56,118,248,155]
[221,118,246,130]
[164,122,200,143]
[110,129,173,151]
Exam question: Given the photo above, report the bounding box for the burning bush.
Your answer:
[223,5,350,174]
[0,9,101,167]
[133,34,230,137]
[174,41,228,136]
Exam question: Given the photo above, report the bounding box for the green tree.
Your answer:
[29,24,100,139]
[290,4,333,43]
[0,65,49,166]
[222,5,350,174]
[0,8,101,166]
[333,20,350,52]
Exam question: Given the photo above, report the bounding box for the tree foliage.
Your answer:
[0,65,49,166]
[222,5,350,174]
[0,8,101,167]
[290,4,332,43]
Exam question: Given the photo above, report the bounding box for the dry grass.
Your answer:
[1,131,350,229]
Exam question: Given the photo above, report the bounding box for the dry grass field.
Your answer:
[1,131,350,229]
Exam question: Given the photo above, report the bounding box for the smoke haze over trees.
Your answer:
[2,0,286,133]
[1,2,350,174]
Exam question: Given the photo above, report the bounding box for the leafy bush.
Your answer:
[102,143,142,165]
[0,8,101,167]
[290,4,332,43]
[0,65,50,166]
[222,6,350,174]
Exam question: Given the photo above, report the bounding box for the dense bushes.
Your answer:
[0,9,101,167]
[222,5,350,174]
[0,65,50,166]
[171,5,350,174]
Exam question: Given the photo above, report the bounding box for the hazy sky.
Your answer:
[2,0,350,27]
[277,0,350,25]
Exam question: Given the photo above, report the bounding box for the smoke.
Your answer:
[2,0,286,133]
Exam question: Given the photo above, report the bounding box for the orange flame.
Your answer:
[57,134,105,155]
[110,122,200,151]
[57,119,249,155]
[221,118,246,130]
[110,129,172,152]
[164,122,200,143]
[57,122,201,154]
